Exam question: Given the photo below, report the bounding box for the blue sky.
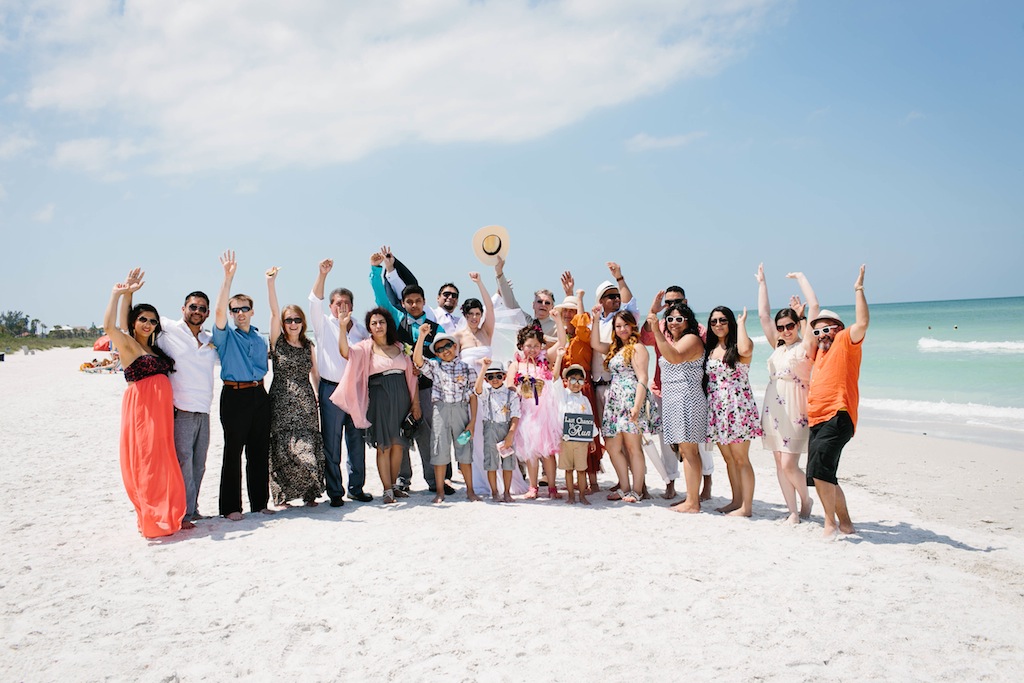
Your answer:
[1,1,1022,328]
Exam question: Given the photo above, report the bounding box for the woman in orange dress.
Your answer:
[104,271,187,538]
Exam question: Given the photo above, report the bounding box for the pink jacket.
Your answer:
[329,339,417,429]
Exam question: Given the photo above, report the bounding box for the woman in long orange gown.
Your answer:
[104,271,187,538]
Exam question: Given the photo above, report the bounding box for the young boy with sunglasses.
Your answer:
[413,326,479,504]
[552,350,595,505]
[473,358,521,502]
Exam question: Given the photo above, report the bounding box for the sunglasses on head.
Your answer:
[776,321,797,332]
[137,315,158,325]
[230,306,252,314]
[812,325,839,337]
[440,291,458,299]
[665,315,686,323]
[709,317,729,326]
[284,317,302,325]
[433,342,455,353]
[187,304,209,313]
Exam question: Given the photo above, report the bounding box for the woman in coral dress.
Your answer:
[104,272,187,538]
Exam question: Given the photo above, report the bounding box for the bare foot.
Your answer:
[800,498,814,520]
[181,519,196,529]
[588,477,600,492]
[260,508,276,515]
[822,526,839,541]
[226,512,243,521]
[492,491,501,502]
[579,494,591,506]
[700,476,712,501]
[661,481,677,500]
[524,487,538,500]
[548,487,562,499]
[565,495,576,505]
[467,492,482,502]
[839,521,856,535]
[715,502,740,514]
[641,486,651,500]
[786,512,801,525]
[671,502,700,514]
[727,508,752,518]
[432,495,444,504]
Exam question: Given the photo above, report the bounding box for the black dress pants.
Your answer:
[219,385,270,515]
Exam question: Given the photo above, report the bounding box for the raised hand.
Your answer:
[419,321,434,337]
[785,271,803,280]
[125,267,145,293]
[319,258,333,275]
[756,263,765,283]
[380,245,396,272]
[591,304,603,319]
[479,356,492,368]
[790,295,806,319]
[265,266,280,280]
[855,264,866,289]
[220,250,237,277]
[738,307,748,325]
[339,311,352,328]
[469,271,480,283]
[650,290,666,315]
[607,262,622,280]
[561,271,574,295]
[113,282,131,295]
[494,254,505,277]
[369,251,384,267]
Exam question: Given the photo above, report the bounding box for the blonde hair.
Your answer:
[603,311,639,370]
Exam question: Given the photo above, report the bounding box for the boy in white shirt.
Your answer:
[472,358,521,502]
[552,353,594,505]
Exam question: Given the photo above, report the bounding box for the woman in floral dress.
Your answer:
[704,305,761,517]
[591,310,659,503]
[755,264,818,524]
[267,268,325,507]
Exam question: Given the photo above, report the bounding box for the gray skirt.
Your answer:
[365,372,411,450]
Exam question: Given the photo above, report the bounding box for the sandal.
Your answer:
[548,486,561,499]
[383,489,396,504]
[524,487,539,499]
[392,487,409,499]
[622,490,641,503]
[607,490,623,501]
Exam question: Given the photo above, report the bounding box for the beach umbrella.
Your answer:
[93,335,112,351]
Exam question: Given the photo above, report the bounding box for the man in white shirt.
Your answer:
[432,282,464,331]
[156,290,218,523]
[310,259,372,505]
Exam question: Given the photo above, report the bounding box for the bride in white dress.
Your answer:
[457,272,529,495]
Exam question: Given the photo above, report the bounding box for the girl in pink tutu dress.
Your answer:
[506,325,562,499]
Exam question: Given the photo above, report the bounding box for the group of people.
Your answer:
[105,241,868,540]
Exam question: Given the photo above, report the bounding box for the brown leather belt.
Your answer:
[223,379,263,389]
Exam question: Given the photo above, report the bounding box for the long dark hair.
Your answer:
[365,307,398,346]
[664,303,700,341]
[703,306,738,393]
[774,307,800,347]
[128,304,175,372]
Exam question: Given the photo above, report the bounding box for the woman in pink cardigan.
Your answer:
[331,307,420,504]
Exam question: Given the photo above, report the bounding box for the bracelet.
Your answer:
[855,286,864,291]
[616,276,625,282]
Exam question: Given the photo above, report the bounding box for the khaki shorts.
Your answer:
[558,440,589,471]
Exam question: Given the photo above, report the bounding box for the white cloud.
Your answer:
[9,0,780,175]
[32,203,55,222]
[0,133,36,159]
[625,131,708,152]
[903,110,924,125]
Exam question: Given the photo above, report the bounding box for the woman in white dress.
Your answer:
[457,272,529,495]
[755,264,819,524]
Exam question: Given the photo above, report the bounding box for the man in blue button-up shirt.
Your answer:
[213,250,273,521]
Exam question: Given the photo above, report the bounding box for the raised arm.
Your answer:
[120,267,144,332]
[756,263,778,347]
[560,270,574,297]
[267,267,281,346]
[590,304,610,355]
[469,271,495,337]
[104,280,144,367]
[552,345,566,380]
[607,262,633,305]
[736,307,754,362]
[786,270,820,323]
[336,311,352,359]
[215,250,237,331]
[369,251,403,325]
[312,258,332,300]
[473,356,492,395]
[848,264,869,344]
[412,321,433,368]
[494,255,521,311]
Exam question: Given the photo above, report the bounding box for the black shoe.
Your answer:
[443,482,455,495]
[394,477,411,492]
[329,496,345,507]
[348,491,373,502]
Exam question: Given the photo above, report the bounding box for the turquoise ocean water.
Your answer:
[732,296,1024,451]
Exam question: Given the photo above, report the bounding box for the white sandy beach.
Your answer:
[2,347,1023,681]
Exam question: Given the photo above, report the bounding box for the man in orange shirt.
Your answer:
[804,265,869,540]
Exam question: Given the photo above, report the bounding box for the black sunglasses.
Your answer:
[602,292,621,300]
[434,342,455,353]
[485,372,505,380]
[137,315,158,325]
[776,322,797,332]
[664,299,684,306]
[440,292,458,299]
[230,306,252,314]
[284,317,303,325]
[187,304,209,313]
[709,317,729,326]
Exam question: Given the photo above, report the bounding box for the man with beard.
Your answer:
[804,265,869,540]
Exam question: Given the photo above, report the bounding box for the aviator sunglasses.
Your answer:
[137,315,158,325]
[776,321,797,332]
[187,304,209,313]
